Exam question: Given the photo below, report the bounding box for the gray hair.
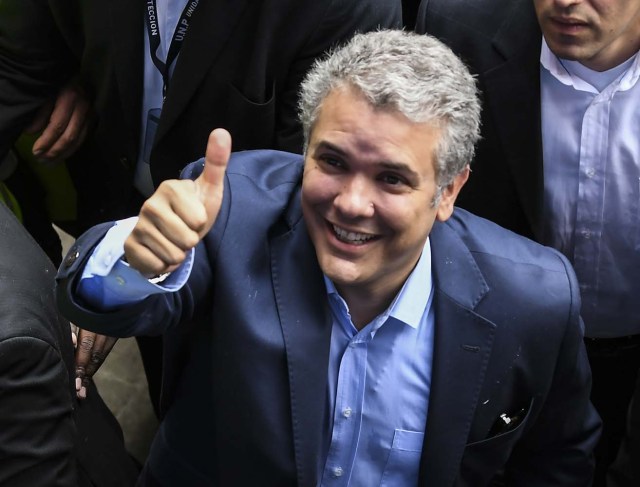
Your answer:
[298,29,481,192]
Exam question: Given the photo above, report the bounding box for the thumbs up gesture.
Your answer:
[124,129,231,277]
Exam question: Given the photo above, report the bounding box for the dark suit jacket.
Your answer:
[416,0,544,241]
[0,0,401,229]
[0,202,139,486]
[57,150,600,486]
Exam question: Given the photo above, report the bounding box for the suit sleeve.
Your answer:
[0,0,77,159]
[57,214,217,337]
[0,336,77,487]
[274,0,402,153]
[504,253,601,486]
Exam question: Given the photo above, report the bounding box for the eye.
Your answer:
[379,173,407,186]
[318,155,345,171]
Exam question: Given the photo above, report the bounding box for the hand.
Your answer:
[124,128,231,277]
[26,79,92,164]
[70,324,118,400]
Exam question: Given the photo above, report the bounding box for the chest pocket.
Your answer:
[380,429,424,486]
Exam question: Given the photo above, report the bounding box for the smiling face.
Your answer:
[533,0,640,71]
[301,87,468,306]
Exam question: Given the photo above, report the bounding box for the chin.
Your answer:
[319,257,363,287]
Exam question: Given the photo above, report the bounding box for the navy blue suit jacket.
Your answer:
[57,150,600,486]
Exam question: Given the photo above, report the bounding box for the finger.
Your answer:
[75,329,96,382]
[124,234,184,277]
[37,98,90,161]
[70,322,79,348]
[130,225,190,269]
[82,335,118,383]
[75,329,97,400]
[80,333,106,384]
[140,184,205,249]
[195,129,231,231]
[125,204,200,275]
[32,93,76,156]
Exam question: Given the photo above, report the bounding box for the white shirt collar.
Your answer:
[540,37,640,94]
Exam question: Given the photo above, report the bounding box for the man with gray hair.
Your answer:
[57,30,600,486]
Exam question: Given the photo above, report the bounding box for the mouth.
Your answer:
[548,16,588,33]
[331,223,378,246]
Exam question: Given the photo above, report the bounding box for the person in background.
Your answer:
[56,30,600,486]
[416,0,640,484]
[0,200,139,486]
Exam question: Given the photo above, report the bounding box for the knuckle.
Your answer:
[59,132,77,146]
[183,232,200,249]
[79,335,95,352]
[140,198,163,218]
[168,249,187,266]
[90,351,104,365]
[51,122,66,136]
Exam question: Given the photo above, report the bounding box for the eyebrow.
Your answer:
[314,141,420,178]
[378,161,420,180]
[314,140,348,156]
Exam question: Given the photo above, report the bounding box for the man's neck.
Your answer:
[581,46,639,72]
[338,283,401,331]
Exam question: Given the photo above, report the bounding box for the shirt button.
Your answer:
[342,407,352,418]
[586,168,595,178]
[582,230,591,239]
[333,467,343,477]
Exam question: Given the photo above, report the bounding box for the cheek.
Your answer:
[302,172,339,212]
[377,200,432,237]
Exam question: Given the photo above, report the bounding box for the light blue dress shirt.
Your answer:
[540,40,640,338]
[80,223,435,486]
[321,242,434,486]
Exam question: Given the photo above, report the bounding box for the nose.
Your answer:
[552,0,580,8]
[333,175,375,219]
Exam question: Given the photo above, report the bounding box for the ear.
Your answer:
[435,165,470,222]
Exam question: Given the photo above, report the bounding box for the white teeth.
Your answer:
[332,225,375,244]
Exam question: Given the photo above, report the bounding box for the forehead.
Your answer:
[309,87,441,170]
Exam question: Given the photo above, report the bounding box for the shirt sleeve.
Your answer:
[78,217,194,310]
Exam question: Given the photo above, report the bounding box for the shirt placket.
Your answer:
[322,334,369,486]
[573,91,611,312]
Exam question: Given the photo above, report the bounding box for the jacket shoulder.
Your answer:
[445,208,572,274]
[182,149,303,190]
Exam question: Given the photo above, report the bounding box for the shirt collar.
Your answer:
[540,37,640,94]
[324,238,433,333]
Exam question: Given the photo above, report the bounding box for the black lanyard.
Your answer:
[144,0,201,99]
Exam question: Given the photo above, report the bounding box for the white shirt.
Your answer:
[540,39,640,337]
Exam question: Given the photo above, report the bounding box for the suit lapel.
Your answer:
[156,0,251,142]
[482,2,544,239]
[270,192,332,486]
[419,221,497,486]
[108,0,144,147]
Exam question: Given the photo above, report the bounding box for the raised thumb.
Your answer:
[196,128,231,202]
